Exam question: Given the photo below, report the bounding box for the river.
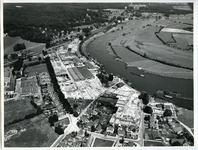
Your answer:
[86,32,193,109]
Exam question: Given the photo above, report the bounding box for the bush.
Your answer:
[13,43,26,52]
[163,109,172,117]
[143,106,153,114]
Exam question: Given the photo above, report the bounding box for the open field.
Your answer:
[156,32,175,43]
[177,109,194,128]
[144,141,167,146]
[154,19,177,27]
[4,98,37,125]
[93,138,114,147]
[161,28,193,34]
[171,19,193,25]
[168,23,193,29]
[126,60,193,79]
[172,5,192,11]
[169,14,193,19]
[122,26,193,69]
[5,114,58,147]
[24,64,48,77]
[172,33,192,49]
[4,36,44,54]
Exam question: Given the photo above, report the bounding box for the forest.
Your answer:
[4,3,128,43]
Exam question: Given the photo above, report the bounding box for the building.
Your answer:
[4,78,16,95]
[107,126,114,134]
[152,131,162,141]
[118,128,126,137]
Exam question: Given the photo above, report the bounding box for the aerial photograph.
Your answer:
[2,2,194,148]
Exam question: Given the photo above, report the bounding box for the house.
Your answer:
[96,124,103,133]
[118,128,125,137]
[170,138,185,146]
[81,115,89,123]
[152,131,162,141]
[173,126,183,135]
[77,129,84,138]
[87,122,95,130]
[106,126,114,134]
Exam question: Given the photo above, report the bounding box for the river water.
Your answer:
[86,33,193,109]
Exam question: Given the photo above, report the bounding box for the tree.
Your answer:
[13,43,26,52]
[53,114,59,122]
[73,103,78,109]
[142,93,149,105]
[144,115,150,121]
[55,124,64,135]
[46,41,51,49]
[119,137,124,143]
[38,56,42,61]
[85,130,90,137]
[143,106,153,114]
[73,111,79,117]
[79,35,83,41]
[163,109,172,117]
[91,125,96,132]
[48,116,54,126]
[139,92,149,105]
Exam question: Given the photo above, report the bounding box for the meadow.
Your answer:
[4,98,37,125]
[4,36,44,54]
[4,114,58,147]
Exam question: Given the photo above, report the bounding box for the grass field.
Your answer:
[144,141,167,146]
[171,19,193,25]
[125,26,193,69]
[169,14,193,20]
[4,98,37,125]
[177,109,194,128]
[4,36,44,54]
[24,64,48,76]
[172,33,192,49]
[126,60,193,79]
[154,19,177,27]
[156,32,175,43]
[93,138,114,147]
[168,23,193,29]
[4,114,59,147]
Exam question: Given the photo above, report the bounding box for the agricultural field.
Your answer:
[172,19,193,25]
[156,32,175,43]
[144,141,167,146]
[93,138,114,147]
[4,98,37,125]
[168,23,193,29]
[161,28,193,34]
[4,114,58,147]
[169,14,193,19]
[172,33,193,49]
[4,36,44,54]
[126,60,193,79]
[24,64,48,77]
[154,19,177,27]
[172,5,192,11]
[177,108,194,128]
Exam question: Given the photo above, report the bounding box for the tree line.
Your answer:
[44,55,73,114]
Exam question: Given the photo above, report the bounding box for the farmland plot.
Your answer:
[156,32,175,43]
[172,33,192,49]
[4,98,37,125]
